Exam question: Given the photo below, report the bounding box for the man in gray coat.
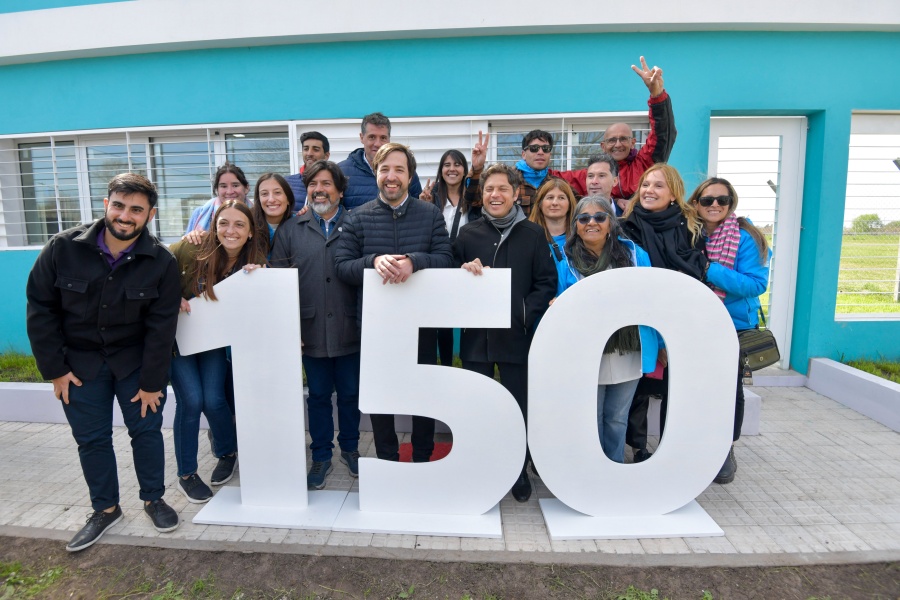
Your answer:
[270,161,361,490]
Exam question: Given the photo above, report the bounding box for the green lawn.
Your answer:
[836,233,900,314]
[0,350,44,383]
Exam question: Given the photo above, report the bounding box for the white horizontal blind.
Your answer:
[836,114,900,316]
[0,113,645,247]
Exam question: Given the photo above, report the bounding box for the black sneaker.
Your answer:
[210,453,237,486]
[340,450,360,477]
[144,498,179,532]
[633,448,653,463]
[178,473,213,504]
[511,471,532,503]
[307,460,333,490]
[66,506,123,552]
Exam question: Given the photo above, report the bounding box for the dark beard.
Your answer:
[104,216,143,241]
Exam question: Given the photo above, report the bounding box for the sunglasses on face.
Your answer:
[697,195,733,207]
[525,144,552,153]
[575,212,610,225]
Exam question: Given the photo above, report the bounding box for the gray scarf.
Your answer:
[483,204,526,249]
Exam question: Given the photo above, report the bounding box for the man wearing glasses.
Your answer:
[600,56,676,205]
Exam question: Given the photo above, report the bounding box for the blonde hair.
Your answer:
[624,163,703,246]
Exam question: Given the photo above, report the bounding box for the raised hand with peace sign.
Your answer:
[471,130,490,174]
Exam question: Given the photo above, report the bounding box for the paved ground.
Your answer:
[1,384,898,567]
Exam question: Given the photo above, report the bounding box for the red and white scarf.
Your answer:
[706,214,741,300]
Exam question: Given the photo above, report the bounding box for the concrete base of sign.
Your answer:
[332,493,502,538]
[538,498,723,540]
[193,487,348,529]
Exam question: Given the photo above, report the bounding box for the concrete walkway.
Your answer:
[1,384,898,567]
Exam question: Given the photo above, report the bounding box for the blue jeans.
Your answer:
[62,363,166,510]
[170,347,237,477]
[302,352,361,463]
[597,378,640,463]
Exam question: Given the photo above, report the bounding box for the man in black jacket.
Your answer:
[271,161,362,490]
[26,173,182,552]
[334,143,453,463]
[452,163,557,502]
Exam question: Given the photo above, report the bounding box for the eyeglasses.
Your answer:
[697,195,733,207]
[525,144,552,153]
[575,212,609,225]
[603,136,632,145]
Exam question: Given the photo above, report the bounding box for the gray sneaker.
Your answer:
[340,450,360,477]
[307,460,333,490]
[178,473,213,504]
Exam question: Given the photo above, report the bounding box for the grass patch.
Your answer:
[0,350,44,383]
[0,560,66,598]
[846,357,900,384]
[836,233,900,314]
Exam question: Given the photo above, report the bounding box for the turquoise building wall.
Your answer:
[2,31,899,370]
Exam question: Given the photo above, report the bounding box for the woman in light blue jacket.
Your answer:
[690,177,771,484]
[559,196,662,463]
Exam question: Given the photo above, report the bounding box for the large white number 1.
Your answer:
[175,270,308,508]
[358,269,527,515]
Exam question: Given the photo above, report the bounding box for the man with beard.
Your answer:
[26,173,182,552]
[335,143,453,464]
[270,161,362,490]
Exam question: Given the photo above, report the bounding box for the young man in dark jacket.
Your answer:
[284,131,330,211]
[452,163,557,503]
[334,143,453,463]
[338,112,423,209]
[271,160,362,490]
[26,173,182,551]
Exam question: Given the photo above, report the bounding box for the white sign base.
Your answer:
[193,487,348,530]
[333,493,503,538]
[538,498,723,540]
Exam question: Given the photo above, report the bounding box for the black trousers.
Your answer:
[436,328,454,366]
[462,360,530,471]
[370,329,438,462]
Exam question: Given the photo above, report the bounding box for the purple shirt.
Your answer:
[96,228,137,270]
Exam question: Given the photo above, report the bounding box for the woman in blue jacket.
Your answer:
[690,177,770,484]
[529,178,580,297]
[559,196,661,463]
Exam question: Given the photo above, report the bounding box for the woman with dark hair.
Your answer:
[423,149,478,366]
[169,201,267,503]
[185,163,250,234]
[559,196,661,463]
[250,172,295,256]
[529,178,579,296]
[621,163,708,461]
[689,177,770,484]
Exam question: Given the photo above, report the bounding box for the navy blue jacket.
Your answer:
[284,171,307,212]
[338,148,423,210]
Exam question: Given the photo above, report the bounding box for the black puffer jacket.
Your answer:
[334,197,453,319]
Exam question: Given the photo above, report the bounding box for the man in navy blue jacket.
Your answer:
[338,112,422,209]
[285,131,330,211]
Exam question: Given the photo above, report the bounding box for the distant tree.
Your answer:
[851,213,883,233]
[882,220,900,233]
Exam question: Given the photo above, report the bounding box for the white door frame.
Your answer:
[709,117,807,370]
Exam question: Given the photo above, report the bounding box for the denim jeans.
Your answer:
[302,352,361,463]
[597,378,641,463]
[170,347,237,477]
[62,363,166,510]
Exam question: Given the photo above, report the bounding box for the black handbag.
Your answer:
[738,309,780,384]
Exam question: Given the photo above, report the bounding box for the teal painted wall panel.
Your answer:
[0,250,38,352]
[2,31,899,370]
[0,0,129,13]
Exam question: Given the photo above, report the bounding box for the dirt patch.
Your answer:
[1,536,897,599]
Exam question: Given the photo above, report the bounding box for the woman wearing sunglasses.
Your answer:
[529,179,580,297]
[620,163,707,461]
[689,177,770,484]
[558,196,662,463]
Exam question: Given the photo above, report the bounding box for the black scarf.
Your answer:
[623,204,706,280]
